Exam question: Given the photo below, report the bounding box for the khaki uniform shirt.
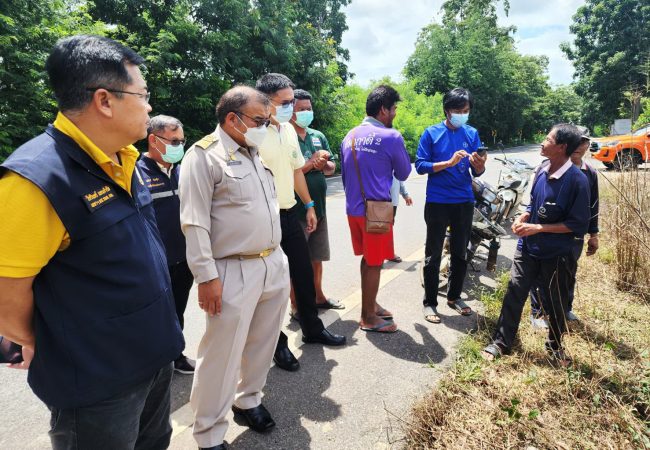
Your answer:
[179,126,281,283]
[258,123,305,209]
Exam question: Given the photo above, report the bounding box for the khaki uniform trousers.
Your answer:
[191,248,289,447]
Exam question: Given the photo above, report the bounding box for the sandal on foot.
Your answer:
[545,342,572,368]
[388,255,402,263]
[448,299,472,316]
[316,298,345,310]
[289,310,300,322]
[360,319,397,333]
[376,307,393,320]
[423,306,441,324]
[482,343,504,361]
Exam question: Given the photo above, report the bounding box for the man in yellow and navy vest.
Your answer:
[138,115,195,374]
[0,35,184,449]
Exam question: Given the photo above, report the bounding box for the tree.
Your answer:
[561,0,650,127]
[0,0,104,160]
[0,0,352,161]
[319,80,443,161]
[404,0,550,144]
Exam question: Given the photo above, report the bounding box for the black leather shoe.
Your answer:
[273,346,300,371]
[198,444,226,450]
[232,404,275,432]
[302,329,347,346]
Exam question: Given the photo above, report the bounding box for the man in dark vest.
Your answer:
[0,35,184,449]
[138,114,195,374]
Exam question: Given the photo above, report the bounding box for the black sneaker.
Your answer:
[174,355,195,374]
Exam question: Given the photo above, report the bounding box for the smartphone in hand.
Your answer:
[0,336,23,364]
[477,146,488,157]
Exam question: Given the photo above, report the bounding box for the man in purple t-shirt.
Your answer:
[340,85,412,333]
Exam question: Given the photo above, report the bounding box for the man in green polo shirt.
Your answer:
[290,89,344,311]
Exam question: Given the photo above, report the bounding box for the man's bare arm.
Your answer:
[0,276,35,347]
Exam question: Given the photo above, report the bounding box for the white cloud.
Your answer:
[341,0,585,86]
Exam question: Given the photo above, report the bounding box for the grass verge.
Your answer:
[405,174,650,449]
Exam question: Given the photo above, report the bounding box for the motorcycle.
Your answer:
[492,155,535,224]
[420,173,508,289]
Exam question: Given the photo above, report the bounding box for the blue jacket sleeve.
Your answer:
[469,131,484,177]
[563,172,590,235]
[415,130,434,175]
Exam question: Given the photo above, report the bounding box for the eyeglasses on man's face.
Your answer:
[86,87,151,103]
[236,111,271,128]
[153,135,186,146]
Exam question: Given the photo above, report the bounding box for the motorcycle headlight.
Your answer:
[498,190,516,202]
[482,188,497,203]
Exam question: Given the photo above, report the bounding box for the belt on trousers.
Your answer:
[222,247,276,260]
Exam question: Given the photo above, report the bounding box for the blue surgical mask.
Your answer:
[294,110,314,128]
[450,113,469,128]
[274,103,294,123]
[156,136,185,164]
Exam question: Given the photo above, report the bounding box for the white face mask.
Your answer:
[236,115,268,147]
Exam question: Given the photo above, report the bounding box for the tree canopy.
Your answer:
[0,0,351,158]
[561,0,650,127]
[404,0,572,144]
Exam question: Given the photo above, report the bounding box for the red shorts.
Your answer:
[347,215,394,267]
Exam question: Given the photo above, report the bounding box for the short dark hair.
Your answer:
[551,123,582,156]
[147,115,183,136]
[216,85,271,125]
[443,88,473,113]
[294,89,312,102]
[45,35,145,112]
[365,85,401,117]
[255,73,295,95]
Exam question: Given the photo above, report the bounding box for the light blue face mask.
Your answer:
[294,110,314,128]
[449,112,469,128]
[274,103,294,123]
[156,137,184,164]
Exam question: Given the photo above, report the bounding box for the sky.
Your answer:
[340,0,586,87]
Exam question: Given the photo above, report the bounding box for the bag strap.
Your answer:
[350,132,367,203]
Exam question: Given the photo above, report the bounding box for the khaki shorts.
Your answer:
[298,215,331,261]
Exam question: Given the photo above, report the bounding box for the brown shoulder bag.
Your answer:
[350,133,393,234]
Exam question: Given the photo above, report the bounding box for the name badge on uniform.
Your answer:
[81,185,117,212]
[311,137,322,148]
[227,160,242,166]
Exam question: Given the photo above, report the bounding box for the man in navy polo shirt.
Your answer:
[415,88,487,324]
[138,115,195,374]
[483,123,590,367]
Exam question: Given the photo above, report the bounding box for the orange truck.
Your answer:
[590,124,650,170]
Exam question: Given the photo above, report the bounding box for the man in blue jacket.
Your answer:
[483,124,590,367]
[138,114,195,374]
[415,88,487,324]
[0,35,183,449]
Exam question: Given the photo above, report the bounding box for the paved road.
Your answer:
[1,145,549,450]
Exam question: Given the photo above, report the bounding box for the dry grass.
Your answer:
[404,172,650,449]
[599,170,650,301]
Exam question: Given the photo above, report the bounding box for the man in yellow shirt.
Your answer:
[0,35,183,449]
[256,74,346,373]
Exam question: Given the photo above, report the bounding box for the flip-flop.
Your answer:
[360,319,397,333]
[316,298,345,310]
[448,299,472,316]
[482,343,504,361]
[388,256,402,263]
[423,305,441,324]
[289,310,300,322]
[376,307,393,320]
